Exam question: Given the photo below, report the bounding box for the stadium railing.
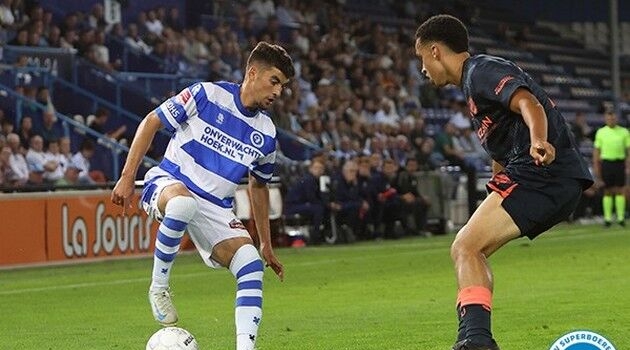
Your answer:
[0,81,159,182]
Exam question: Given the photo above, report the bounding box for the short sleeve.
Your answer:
[153,83,200,132]
[593,129,602,149]
[471,60,530,109]
[250,147,276,184]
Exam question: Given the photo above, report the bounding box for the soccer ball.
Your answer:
[146,327,199,350]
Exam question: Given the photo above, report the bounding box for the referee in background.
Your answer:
[593,111,630,227]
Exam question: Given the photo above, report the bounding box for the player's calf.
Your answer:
[229,244,264,350]
[149,195,198,325]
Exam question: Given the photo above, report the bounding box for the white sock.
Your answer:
[150,196,197,289]
[229,244,264,350]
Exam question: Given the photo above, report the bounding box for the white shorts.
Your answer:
[141,166,251,268]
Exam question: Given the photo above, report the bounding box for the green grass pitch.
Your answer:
[0,224,627,349]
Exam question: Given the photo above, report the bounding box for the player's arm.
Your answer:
[491,160,504,175]
[592,130,603,183]
[111,112,163,212]
[509,88,555,166]
[248,173,284,281]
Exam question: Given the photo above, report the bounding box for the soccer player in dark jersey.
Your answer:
[414,15,593,350]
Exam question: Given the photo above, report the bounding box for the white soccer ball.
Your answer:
[146,327,199,350]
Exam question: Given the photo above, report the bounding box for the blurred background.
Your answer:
[1,0,628,265]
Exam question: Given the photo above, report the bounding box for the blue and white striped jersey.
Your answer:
[153,81,277,208]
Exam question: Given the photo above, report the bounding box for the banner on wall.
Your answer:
[0,191,193,268]
[46,196,158,260]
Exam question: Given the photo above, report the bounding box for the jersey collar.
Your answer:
[235,84,258,118]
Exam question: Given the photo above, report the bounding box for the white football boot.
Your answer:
[148,287,178,326]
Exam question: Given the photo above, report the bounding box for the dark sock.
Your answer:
[456,303,466,341]
[462,304,493,345]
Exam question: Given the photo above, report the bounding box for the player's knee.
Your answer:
[165,195,198,222]
[230,244,264,279]
[450,227,481,262]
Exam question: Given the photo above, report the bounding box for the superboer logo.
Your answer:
[549,330,616,350]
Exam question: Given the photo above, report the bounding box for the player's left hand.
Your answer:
[260,244,284,281]
[530,140,555,166]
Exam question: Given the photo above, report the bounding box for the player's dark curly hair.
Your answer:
[247,41,295,79]
[415,15,469,53]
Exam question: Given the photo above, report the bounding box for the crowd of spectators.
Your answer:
[0,0,622,231]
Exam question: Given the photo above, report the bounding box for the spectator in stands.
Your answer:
[6,133,28,186]
[25,134,56,184]
[396,157,431,235]
[145,9,164,37]
[449,96,471,130]
[17,115,34,150]
[71,138,105,184]
[8,27,26,45]
[330,159,368,242]
[164,7,182,32]
[284,159,327,244]
[0,0,15,29]
[90,29,120,71]
[58,136,72,168]
[125,23,152,55]
[59,28,77,49]
[435,121,466,168]
[43,138,64,182]
[35,86,55,112]
[455,127,490,171]
[46,25,60,47]
[37,110,60,145]
[88,107,127,142]
[248,0,275,22]
[54,159,81,187]
[571,111,594,146]
[1,118,14,138]
[372,158,405,238]
[0,145,10,187]
[87,3,106,30]
[357,155,379,239]
[76,28,95,56]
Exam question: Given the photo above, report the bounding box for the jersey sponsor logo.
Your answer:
[494,75,514,95]
[228,218,246,230]
[199,125,263,161]
[217,113,225,125]
[191,83,202,96]
[477,116,495,141]
[176,89,192,105]
[549,330,616,350]
[468,97,478,116]
[165,100,181,119]
[250,131,265,148]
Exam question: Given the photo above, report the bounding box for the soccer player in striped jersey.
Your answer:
[111,42,294,350]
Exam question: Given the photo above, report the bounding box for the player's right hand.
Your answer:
[530,140,555,166]
[260,244,284,282]
[111,176,135,215]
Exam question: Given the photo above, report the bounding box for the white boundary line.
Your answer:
[0,227,620,296]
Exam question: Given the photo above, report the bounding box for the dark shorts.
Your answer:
[601,160,625,188]
[486,171,585,239]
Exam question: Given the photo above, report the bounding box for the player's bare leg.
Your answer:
[450,192,520,349]
[149,183,197,326]
[212,237,264,350]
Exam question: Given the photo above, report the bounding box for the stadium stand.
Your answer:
[1,0,628,242]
